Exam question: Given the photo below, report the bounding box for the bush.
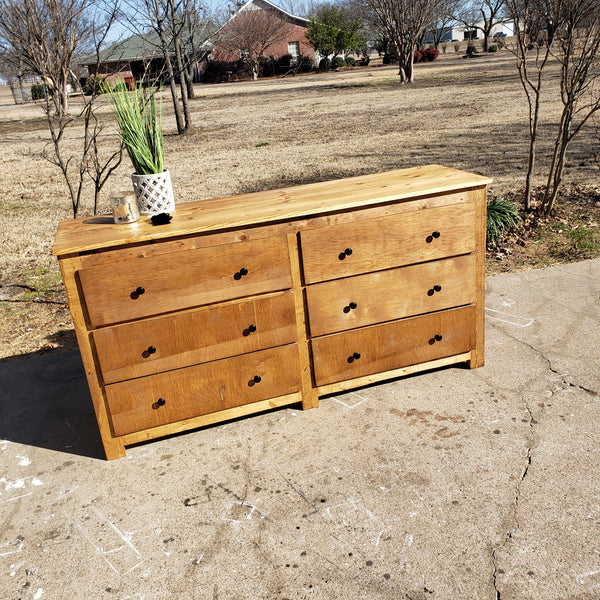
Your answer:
[202,59,249,83]
[82,74,107,96]
[345,56,356,66]
[319,57,331,71]
[277,54,293,69]
[487,197,522,247]
[31,83,46,101]
[422,47,440,62]
[414,50,423,63]
[332,56,346,68]
[383,52,398,64]
[297,55,315,72]
[488,44,498,53]
[466,45,478,55]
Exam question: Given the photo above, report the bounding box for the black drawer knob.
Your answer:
[432,231,441,239]
[429,334,444,345]
[347,352,361,363]
[434,285,442,292]
[157,397,166,406]
[243,324,257,337]
[131,286,146,299]
[338,248,353,261]
[426,231,441,244]
[343,301,358,313]
[234,267,249,280]
[147,345,157,354]
[248,374,262,386]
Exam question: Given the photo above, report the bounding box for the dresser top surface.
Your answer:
[52,164,491,256]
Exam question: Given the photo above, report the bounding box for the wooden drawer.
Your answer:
[300,202,476,284]
[311,306,475,387]
[78,236,292,327]
[93,293,297,384]
[306,255,476,337]
[105,344,301,437]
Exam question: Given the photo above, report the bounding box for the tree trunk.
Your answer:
[173,35,191,131]
[8,80,22,104]
[185,64,195,99]
[18,74,27,102]
[541,106,573,215]
[159,34,185,134]
[398,47,414,83]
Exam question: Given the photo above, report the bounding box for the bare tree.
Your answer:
[121,0,212,133]
[41,2,124,217]
[181,1,214,97]
[426,0,460,48]
[456,0,507,52]
[540,0,600,214]
[505,0,559,209]
[0,48,29,104]
[364,0,447,82]
[507,0,600,214]
[216,5,295,80]
[0,0,91,117]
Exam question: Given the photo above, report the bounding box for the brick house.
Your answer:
[210,0,315,70]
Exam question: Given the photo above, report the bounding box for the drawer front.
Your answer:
[105,344,301,437]
[306,254,476,337]
[311,306,475,387]
[93,292,297,384]
[79,236,292,327]
[300,202,476,284]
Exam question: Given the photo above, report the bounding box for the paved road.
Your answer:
[0,259,598,599]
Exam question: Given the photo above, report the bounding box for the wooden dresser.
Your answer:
[53,165,491,459]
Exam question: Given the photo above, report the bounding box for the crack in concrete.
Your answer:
[491,393,534,600]
[513,333,598,398]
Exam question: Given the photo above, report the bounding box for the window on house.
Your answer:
[288,41,300,65]
[463,29,477,41]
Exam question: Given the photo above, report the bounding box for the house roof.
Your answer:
[222,0,309,31]
[79,33,162,66]
[80,21,216,66]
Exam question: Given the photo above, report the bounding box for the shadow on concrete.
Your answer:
[0,348,106,460]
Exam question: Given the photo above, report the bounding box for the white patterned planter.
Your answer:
[131,169,175,216]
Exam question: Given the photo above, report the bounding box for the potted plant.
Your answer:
[105,82,174,216]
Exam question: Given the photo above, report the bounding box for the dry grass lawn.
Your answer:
[1,51,599,359]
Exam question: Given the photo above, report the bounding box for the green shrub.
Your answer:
[31,83,46,101]
[345,56,356,66]
[297,55,315,72]
[82,74,107,95]
[332,56,346,68]
[466,45,478,56]
[277,54,293,68]
[319,58,331,70]
[487,197,522,247]
[488,44,498,53]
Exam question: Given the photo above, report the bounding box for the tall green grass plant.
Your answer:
[487,196,522,247]
[104,82,164,175]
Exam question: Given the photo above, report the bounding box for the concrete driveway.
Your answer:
[0,259,599,600]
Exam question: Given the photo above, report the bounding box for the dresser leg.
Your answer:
[469,349,485,369]
[102,437,127,460]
